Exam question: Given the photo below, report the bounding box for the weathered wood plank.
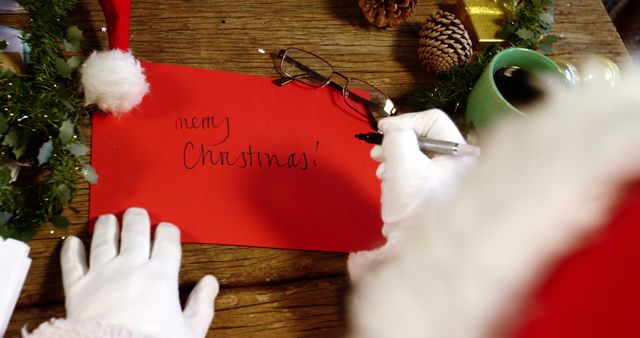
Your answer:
[17,235,347,305]
[7,276,348,338]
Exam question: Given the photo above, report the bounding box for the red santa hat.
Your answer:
[80,0,149,115]
[97,0,130,51]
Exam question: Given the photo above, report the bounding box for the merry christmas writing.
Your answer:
[175,114,318,170]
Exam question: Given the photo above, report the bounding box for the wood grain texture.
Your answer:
[2,0,628,337]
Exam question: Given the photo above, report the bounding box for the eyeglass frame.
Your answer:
[272,48,397,131]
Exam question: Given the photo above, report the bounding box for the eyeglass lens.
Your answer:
[344,79,394,126]
[281,49,334,87]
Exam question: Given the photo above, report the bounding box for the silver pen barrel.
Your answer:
[417,138,481,157]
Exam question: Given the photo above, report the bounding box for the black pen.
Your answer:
[355,133,481,157]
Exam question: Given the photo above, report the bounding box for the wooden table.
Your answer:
[4,0,629,337]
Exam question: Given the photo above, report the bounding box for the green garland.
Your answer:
[0,0,93,241]
[409,0,558,132]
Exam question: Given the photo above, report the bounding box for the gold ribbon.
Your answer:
[458,0,507,44]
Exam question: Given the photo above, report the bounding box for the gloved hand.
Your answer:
[61,207,218,338]
[372,109,476,226]
[348,109,476,281]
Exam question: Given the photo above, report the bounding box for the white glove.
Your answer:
[60,208,218,338]
[348,109,476,281]
[0,235,31,337]
[372,109,476,226]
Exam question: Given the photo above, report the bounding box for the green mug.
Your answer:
[465,48,570,130]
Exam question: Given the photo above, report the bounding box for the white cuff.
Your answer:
[23,318,154,338]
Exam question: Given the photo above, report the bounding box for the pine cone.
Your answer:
[359,0,418,28]
[418,10,473,74]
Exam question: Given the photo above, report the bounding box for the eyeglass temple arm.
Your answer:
[272,75,372,110]
[273,76,382,130]
[272,74,349,96]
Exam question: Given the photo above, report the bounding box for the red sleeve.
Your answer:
[512,181,640,338]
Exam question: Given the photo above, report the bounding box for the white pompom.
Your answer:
[81,50,149,115]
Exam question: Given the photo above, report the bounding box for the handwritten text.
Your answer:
[175,115,230,145]
[183,142,314,170]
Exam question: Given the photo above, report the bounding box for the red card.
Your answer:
[90,61,384,252]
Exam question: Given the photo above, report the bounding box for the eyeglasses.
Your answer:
[272,48,397,130]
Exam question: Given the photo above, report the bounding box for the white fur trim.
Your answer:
[81,50,149,115]
[349,70,640,338]
[22,318,154,338]
[348,232,400,283]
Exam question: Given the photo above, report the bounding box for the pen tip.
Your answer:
[354,134,365,140]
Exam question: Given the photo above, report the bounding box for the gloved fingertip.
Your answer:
[193,274,220,301]
[370,145,384,162]
[151,222,182,269]
[183,274,219,337]
[61,236,85,259]
[95,213,117,229]
[120,207,151,261]
[60,236,88,290]
[96,213,117,224]
[204,274,220,297]
[156,222,180,239]
[90,214,120,268]
[123,207,149,220]
[93,214,119,243]
[420,111,465,143]
[376,163,385,179]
